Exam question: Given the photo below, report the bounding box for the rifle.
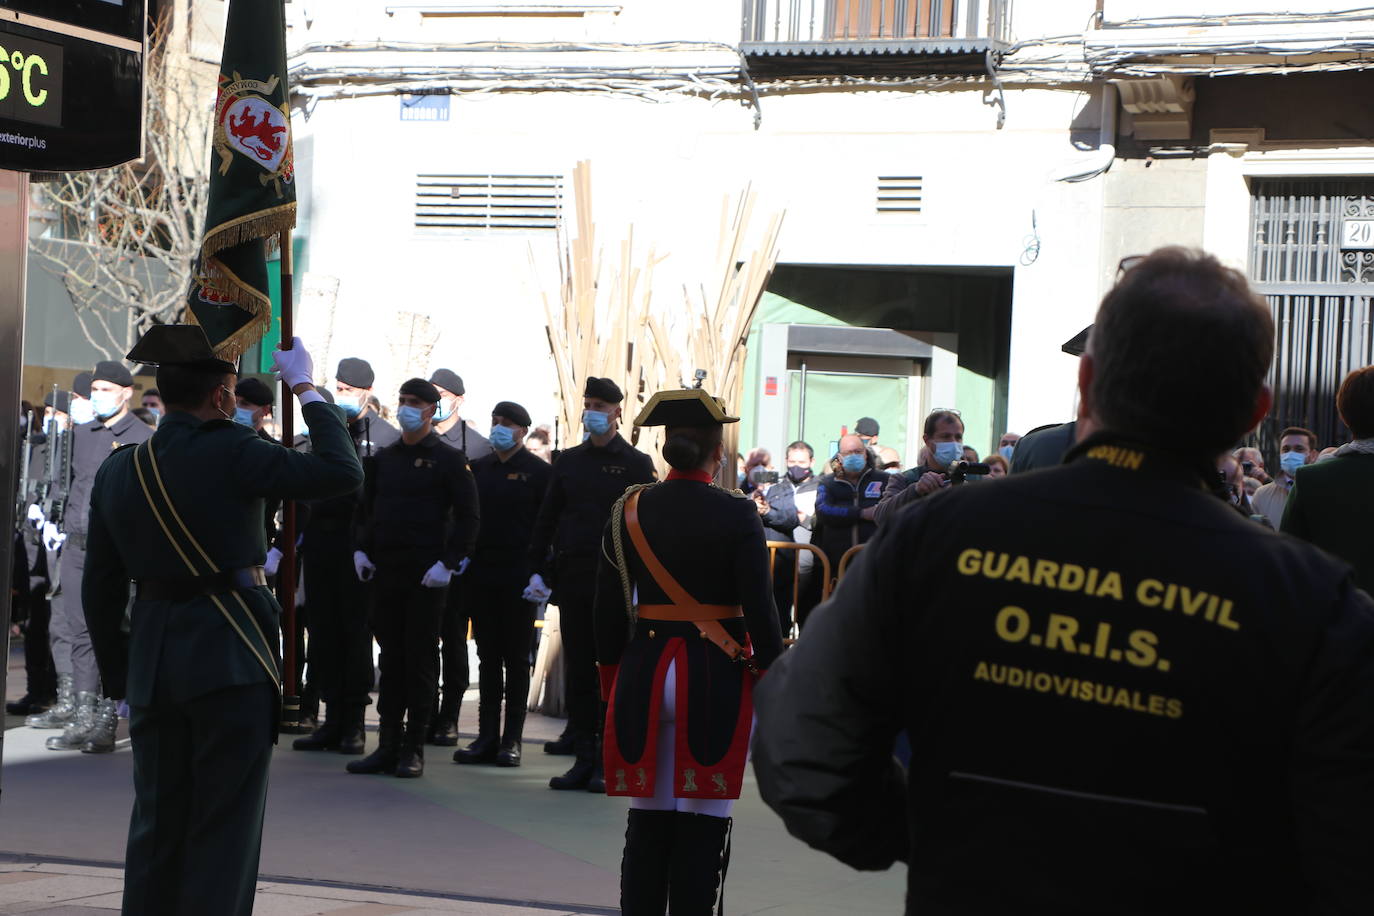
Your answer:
[16,407,32,535]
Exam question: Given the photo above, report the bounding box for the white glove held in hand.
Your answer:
[353,550,375,582]
[264,547,283,577]
[456,557,471,576]
[420,561,453,589]
[271,338,315,390]
[522,573,551,603]
[26,504,45,529]
[42,522,66,552]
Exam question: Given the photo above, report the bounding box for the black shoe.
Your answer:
[494,739,522,768]
[427,717,460,747]
[345,724,400,774]
[337,714,366,756]
[543,731,576,755]
[453,734,499,765]
[292,719,343,752]
[6,695,54,716]
[395,744,424,778]
[586,769,606,793]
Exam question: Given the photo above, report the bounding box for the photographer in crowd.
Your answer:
[873,410,977,525]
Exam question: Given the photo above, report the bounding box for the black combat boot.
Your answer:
[454,694,501,763]
[337,708,366,755]
[586,735,606,793]
[667,813,732,915]
[292,717,343,752]
[620,809,674,915]
[395,722,426,778]
[495,692,527,767]
[494,738,522,767]
[549,736,596,790]
[427,690,461,746]
[544,725,576,755]
[346,723,400,774]
[6,693,54,716]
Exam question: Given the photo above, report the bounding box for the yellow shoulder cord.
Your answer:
[610,482,655,628]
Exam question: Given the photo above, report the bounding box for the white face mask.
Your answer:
[69,398,95,425]
[90,389,125,420]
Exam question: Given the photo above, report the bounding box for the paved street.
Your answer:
[1,645,904,914]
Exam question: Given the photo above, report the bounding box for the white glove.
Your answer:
[271,337,315,390]
[353,550,375,582]
[420,561,453,589]
[26,504,45,529]
[456,557,471,576]
[264,547,283,577]
[522,572,551,603]
[42,522,65,552]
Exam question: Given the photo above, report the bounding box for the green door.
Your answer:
[787,370,910,472]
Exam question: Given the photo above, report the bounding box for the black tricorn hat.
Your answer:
[634,389,739,427]
[1062,325,1092,357]
[126,325,237,374]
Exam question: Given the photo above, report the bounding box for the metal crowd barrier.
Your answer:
[766,541,832,641]
[836,544,866,584]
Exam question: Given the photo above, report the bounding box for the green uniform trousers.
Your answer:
[123,681,277,916]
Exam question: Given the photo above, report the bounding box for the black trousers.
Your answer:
[123,681,277,916]
[771,548,796,636]
[555,556,600,739]
[435,575,470,720]
[469,577,537,741]
[302,536,374,712]
[372,565,446,734]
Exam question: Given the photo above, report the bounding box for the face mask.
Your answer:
[583,409,611,436]
[841,454,866,474]
[90,390,123,419]
[234,407,257,427]
[147,407,162,422]
[337,392,362,418]
[999,444,1015,461]
[933,440,963,468]
[397,405,428,433]
[1280,451,1306,477]
[786,465,811,483]
[435,397,456,422]
[489,424,518,451]
[69,398,95,425]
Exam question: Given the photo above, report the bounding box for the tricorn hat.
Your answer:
[1062,325,1092,357]
[634,389,739,427]
[126,325,237,375]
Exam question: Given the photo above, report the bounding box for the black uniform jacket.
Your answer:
[528,433,656,573]
[356,431,479,572]
[752,432,1374,915]
[469,447,551,586]
[67,411,154,535]
[82,402,363,705]
[594,476,783,799]
[302,412,398,547]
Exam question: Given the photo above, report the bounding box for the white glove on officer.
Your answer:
[420,561,454,589]
[264,547,283,577]
[42,522,65,552]
[353,550,375,582]
[522,573,551,603]
[270,337,315,390]
[26,504,45,529]
[456,557,471,576]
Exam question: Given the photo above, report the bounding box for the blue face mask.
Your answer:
[147,407,163,422]
[337,392,363,418]
[435,397,456,422]
[397,405,428,433]
[583,409,612,436]
[841,454,866,474]
[1280,451,1306,477]
[233,407,256,427]
[489,424,518,451]
[999,444,1015,461]
[69,398,95,425]
[933,440,963,468]
[90,390,123,419]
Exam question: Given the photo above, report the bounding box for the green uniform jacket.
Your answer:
[1281,452,1374,593]
[82,400,364,705]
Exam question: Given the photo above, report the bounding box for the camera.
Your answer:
[1241,460,1253,475]
[948,460,991,485]
[749,468,779,486]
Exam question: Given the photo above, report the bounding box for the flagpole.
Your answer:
[276,227,303,731]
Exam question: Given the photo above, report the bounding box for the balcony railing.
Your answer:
[742,0,1011,47]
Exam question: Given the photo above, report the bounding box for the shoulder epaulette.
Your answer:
[111,442,139,456]
[712,483,750,500]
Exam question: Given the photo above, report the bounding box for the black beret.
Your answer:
[314,385,335,404]
[584,376,623,404]
[429,368,464,397]
[236,377,274,407]
[336,357,375,389]
[44,390,71,413]
[399,377,440,404]
[92,360,134,388]
[72,372,92,398]
[855,417,880,437]
[492,400,531,428]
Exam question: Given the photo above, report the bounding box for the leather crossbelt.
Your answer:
[625,490,757,672]
[136,567,267,602]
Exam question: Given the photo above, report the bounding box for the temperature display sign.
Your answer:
[0,32,62,127]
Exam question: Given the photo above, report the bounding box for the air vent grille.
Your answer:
[415,173,563,231]
[877,175,922,214]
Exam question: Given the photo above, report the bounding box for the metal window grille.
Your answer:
[743,0,1010,44]
[414,173,563,231]
[1248,178,1374,454]
[877,175,922,213]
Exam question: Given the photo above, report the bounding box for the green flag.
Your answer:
[187,0,295,361]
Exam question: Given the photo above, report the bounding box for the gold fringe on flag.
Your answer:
[201,203,296,262]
